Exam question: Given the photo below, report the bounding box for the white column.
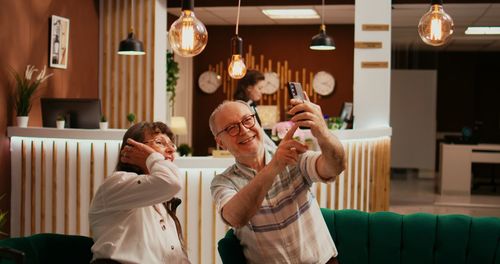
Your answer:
[153,0,168,122]
[353,0,392,129]
[173,56,193,146]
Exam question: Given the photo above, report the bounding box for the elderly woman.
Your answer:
[89,122,189,264]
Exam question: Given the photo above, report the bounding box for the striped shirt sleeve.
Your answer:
[210,174,238,214]
[298,150,336,184]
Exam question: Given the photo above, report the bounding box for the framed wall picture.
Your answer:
[340,102,353,122]
[49,15,70,69]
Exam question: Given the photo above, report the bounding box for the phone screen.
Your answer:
[287,82,305,101]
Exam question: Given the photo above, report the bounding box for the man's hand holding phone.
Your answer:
[288,88,329,139]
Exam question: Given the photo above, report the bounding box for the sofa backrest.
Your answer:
[218,208,500,264]
[0,233,93,264]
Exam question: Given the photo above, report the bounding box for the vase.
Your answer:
[16,116,29,128]
[99,122,108,130]
[56,120,65,129]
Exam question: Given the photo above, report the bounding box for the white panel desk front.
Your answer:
[440,143,500,195]
[8,126,391,264]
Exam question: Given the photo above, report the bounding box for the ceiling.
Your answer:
[167,3,500,51]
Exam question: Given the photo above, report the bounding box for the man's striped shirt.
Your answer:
[211,148,338,264]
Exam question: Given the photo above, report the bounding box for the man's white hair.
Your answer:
[209,100,253,136]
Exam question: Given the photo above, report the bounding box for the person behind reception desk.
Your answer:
[89,122,190,264]
[209,98,346,264]
[234,70,265,124]
[234,70,276,149]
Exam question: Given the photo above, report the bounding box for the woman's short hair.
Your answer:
[234,70,265,101]
[115,121,173,174]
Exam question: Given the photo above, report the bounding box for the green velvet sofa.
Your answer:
[0,233,93,264]
[218,208,500,264]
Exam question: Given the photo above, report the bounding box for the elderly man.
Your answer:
[209,94,346,264]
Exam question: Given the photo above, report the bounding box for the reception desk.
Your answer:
[8,126,391,264]
[439,143,500,195]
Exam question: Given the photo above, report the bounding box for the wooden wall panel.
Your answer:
[100,0,156,128]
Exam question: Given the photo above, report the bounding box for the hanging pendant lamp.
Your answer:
[418,0,454,46]
[118,0,145,55]
[168,0,208,57]
[118,28,145,55]
[310,0,335,51]
[228,0,247,79]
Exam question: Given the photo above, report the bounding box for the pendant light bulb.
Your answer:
[168,0,208,57]
[418,0,454,46]
[228,35,246,79]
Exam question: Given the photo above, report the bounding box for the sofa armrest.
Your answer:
[217,229,247,264]
[0,247,25,264]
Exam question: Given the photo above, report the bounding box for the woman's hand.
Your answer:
[120,138,157,172]
[288,92,329,139]
[270,124,308,171]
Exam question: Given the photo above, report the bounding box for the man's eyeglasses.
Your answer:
[216,114,256,137]
[143,137,177,150]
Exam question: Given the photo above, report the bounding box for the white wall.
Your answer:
[391,70,437,173]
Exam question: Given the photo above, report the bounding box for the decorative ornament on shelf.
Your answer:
[168,0,208,57]
[11,65,53,127]
[418,0,454,46]
[313,71,335,96]
[228,0,247,79]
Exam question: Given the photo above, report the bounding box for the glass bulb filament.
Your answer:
[430,17,442,41]
[228,54,247,79]
[180,15,195,51]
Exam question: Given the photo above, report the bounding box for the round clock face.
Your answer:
[262,72,280,95]
[313,71,335,96]
[198,71,221,94]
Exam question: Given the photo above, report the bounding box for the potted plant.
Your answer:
[11,65,53,127]
[127,113,136,127]
[56,114,65,129]
[177,143,192,157]
[0,193,7,238]
[99,115,108,130]
[167,51,179,112]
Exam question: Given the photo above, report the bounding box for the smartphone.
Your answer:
[287,82,305,101]
[287,82,307,129]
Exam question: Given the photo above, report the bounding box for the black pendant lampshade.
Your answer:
[310,25,336,51]
[118,30,145,55]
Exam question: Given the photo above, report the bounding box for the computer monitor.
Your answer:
[41,98,102,129]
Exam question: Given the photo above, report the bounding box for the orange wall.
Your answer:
[0,0,99,236]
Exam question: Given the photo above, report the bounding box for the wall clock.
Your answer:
[313,71,335,96]
[198,71,222,94]
[262,72,280,95]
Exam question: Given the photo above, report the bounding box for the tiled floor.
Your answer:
[389,172,500,217]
